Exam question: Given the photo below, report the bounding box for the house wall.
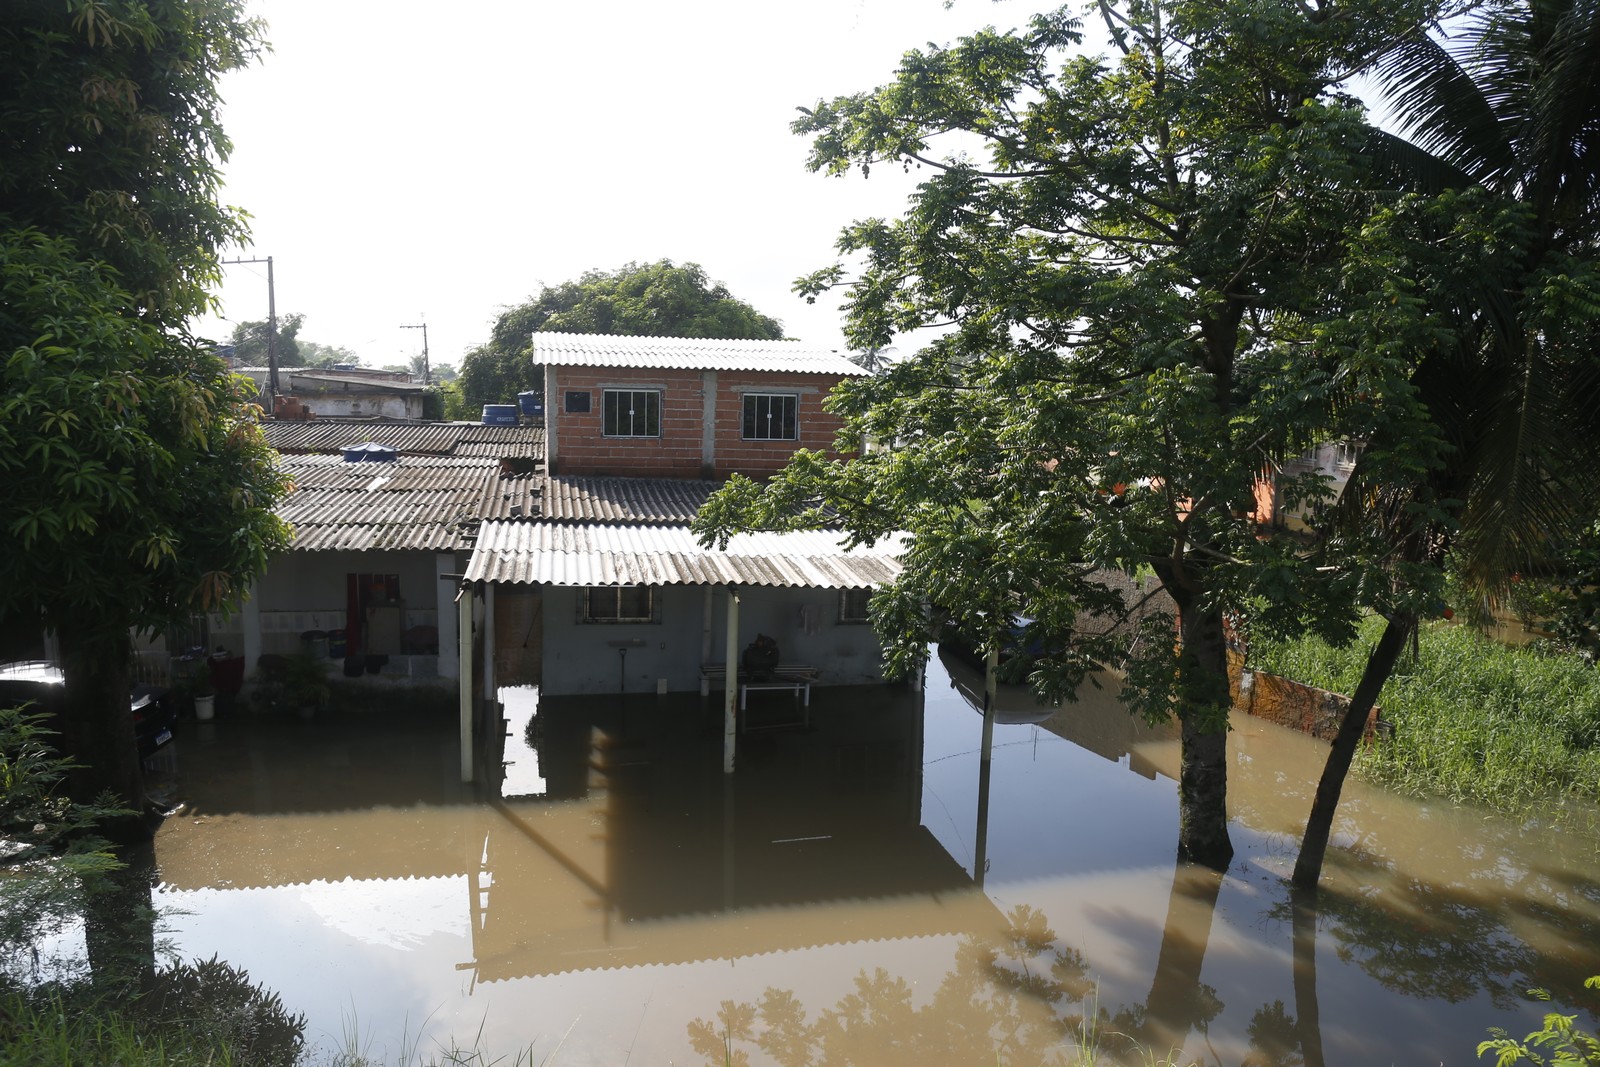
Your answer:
[210,549,461,677]
[296,393,422,420]
[545,366,853,478]
[539,584,887,696]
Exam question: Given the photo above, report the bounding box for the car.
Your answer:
[0,661,177,763]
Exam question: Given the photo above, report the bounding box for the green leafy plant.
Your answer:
[1479,977,1600,1066]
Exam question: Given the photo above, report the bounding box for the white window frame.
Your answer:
[582,585,656,623]
[742,392,799,441]
[602,389,662,438]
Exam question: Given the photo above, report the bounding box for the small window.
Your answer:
[603,389,661,437]
[839,587,872,623]
[583,585,655,623]
[743,393,798,441]
[564,390,591,414]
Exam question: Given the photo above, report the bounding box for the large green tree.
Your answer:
[459,260,785,409]
[0,2,290,829]
[1289,0,1600,891]
[696,0,1445,870]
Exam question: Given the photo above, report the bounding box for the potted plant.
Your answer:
[281,650,331,719]
[173,653,216,720]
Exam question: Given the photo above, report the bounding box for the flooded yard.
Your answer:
[111,650,1600,1064]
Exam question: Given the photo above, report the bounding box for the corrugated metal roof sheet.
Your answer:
[464,522,903,588]
[278,455,537,551]
[263,418,544,459]
[533,332,867,376]
[541,475,718,524]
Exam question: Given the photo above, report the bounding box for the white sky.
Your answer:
[193,0,1044,370]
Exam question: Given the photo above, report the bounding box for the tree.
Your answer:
[696,1,1444,870]
[459,260,785,408]
[1289,0,1600,892]
[0,2,290,832]
[229,312,302,366]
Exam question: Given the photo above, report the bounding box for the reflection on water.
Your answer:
[119,652,1600,1064]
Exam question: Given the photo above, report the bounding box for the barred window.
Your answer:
[583,585,655,623]
[603,389,661,437]
[742,393,798,441]
[839,587,872,623]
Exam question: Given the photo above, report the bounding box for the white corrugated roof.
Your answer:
[532,332,867,376]
[464,521,903,588]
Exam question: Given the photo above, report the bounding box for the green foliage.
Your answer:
[0,706,125,962]
[0,957,306,1067]
[1480,977,1600,1067]
[459,260,785,408]
[0,0,264,327]
[0,229,293,645]
[1250,618,1600,817]
[698,0,1452,865]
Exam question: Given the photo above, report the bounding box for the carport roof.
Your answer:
[463,521,903,588]
[533,331,866,376]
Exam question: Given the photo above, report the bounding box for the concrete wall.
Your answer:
[546,366,853,478]
[209,548,464,681]
[539,584,887,696]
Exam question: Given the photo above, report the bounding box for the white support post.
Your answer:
[436,552,459,679]
[723,588,740,774]
[458,587,474,783]
[241,578,263,675]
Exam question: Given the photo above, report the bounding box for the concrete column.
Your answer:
[723,587,740,774]
[241,578,263,674]
[543,364,559,474]
[458,587,474,783]
[700,370,718,478]
[435,552,458,679]
[482,583,497,700]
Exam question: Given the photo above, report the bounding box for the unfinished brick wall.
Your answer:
[547,366,855,479]
[1234,667,1384,741]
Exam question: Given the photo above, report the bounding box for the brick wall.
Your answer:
[548,366,855,478]
[1232,660,1385,742]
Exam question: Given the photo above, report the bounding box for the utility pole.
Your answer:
[401,319,430,385]
[222,255,279,397]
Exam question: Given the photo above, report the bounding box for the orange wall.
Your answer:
[548,367,853,478]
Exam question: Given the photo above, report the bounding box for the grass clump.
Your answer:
[1249,617,1600,820]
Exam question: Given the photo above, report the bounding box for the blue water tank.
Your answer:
[517,391,544,418]
[482,404,518,426]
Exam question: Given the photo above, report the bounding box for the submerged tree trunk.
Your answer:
[58,626,147,840]
[1291,614,1413,892]
[1175,599,1235,871]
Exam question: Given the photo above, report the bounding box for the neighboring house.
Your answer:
[239,367,429,420]
[206,433,542,689]
[1254,440,1363,531]
[536,332,867,479]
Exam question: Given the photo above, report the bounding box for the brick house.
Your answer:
[535,333,866,478]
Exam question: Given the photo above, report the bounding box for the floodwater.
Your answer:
[83,648,1600,1064]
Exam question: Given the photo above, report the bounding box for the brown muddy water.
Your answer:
[50,647,1600,1065]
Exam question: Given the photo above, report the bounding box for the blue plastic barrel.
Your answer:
[482,404,518,426]
[517,391,544,418]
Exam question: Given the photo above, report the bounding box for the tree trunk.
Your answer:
[1175,601,1234,870]
[1290,890,1325,1067]
[1290,614,1413,892]
[58,626,147,841]
[1141,860,1225,1055]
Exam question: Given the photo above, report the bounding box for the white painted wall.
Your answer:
[539,584,887,696]
[209,548,465,680]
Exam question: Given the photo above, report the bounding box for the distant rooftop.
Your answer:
[262,417,543,461]
[532,332,866,376]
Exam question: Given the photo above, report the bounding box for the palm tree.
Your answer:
[1293,0,1600,892]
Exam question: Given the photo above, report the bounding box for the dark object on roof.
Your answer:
[342,442,399,463]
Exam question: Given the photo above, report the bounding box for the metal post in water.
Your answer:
[975,646,999,885]
[458,587,474,783]
[724,587,740,774]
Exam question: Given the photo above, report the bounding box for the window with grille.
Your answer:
[602,389,661,437]
[839,587,872,623]
[742,393,798,441]
[583,585,655,623]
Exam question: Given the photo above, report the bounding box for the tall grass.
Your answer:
[1250,617,1600,820]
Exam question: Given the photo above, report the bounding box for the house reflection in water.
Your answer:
[153,682,1007,994]
[470,685,1005,984]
